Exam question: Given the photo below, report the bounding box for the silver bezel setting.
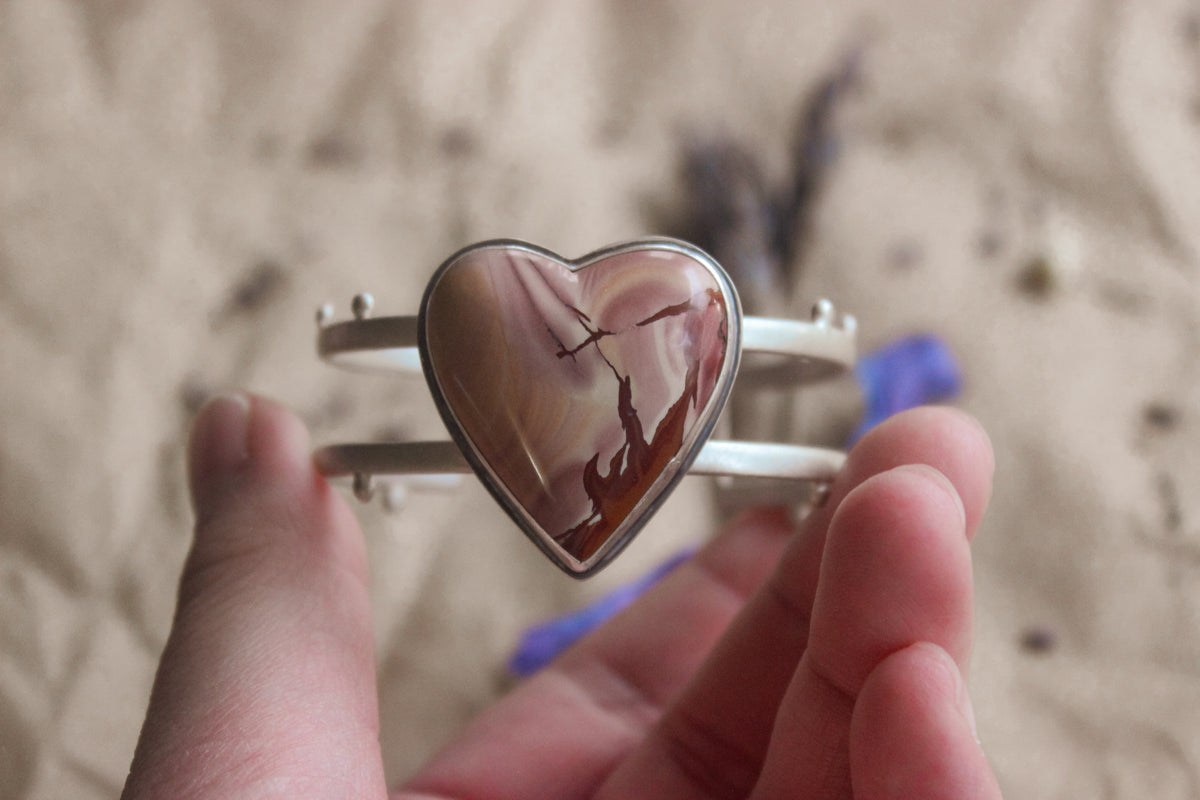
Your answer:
[416,238,742,577]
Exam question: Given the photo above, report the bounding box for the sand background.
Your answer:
[2,1,1199,797]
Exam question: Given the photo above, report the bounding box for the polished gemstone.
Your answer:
[422,241,735,571]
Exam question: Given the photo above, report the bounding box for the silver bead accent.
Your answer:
[811,298,835,327]
[841,313,858,335]
[793,481,834,523]
[351,293,375,320]
[353,472,375,502]
[382,482,408,513]
[316,303,334,326]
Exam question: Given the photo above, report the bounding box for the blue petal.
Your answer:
[849,334,962,445]
[508,548,694,677]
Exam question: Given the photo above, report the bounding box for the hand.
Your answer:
[122,395,1001,799]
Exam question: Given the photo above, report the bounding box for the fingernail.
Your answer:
[189,393,251,502]
[921,641,979,743]
[904,463,967,531]
[954,663,980,742]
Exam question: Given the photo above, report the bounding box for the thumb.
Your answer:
[123,394,386,799]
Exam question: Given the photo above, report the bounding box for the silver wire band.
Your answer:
[314,440,847,482]
[316,306,857,384]
[313,296,855,487]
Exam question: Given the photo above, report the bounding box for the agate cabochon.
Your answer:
[420,240,739,575]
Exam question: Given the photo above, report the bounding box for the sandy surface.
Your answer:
[2,1,1199,797]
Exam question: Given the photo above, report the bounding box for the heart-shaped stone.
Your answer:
[420,239,739,576]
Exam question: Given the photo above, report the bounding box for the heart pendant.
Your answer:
[419,239,741,576]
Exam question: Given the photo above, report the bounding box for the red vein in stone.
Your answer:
[545,324,575,362]
[555,288,721,358]
[555,288,724,560]
[635,290,720,327]
[559,355,702,559]
[554,322,615,359]
[565,302,592,322]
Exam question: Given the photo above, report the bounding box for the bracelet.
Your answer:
[313,238,856,577]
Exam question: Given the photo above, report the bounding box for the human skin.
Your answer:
[121,398,1002,799]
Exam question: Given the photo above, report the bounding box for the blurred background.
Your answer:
[2,1,1199,797]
